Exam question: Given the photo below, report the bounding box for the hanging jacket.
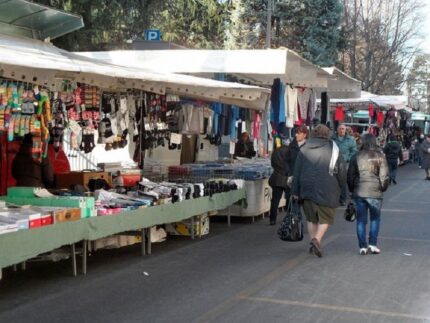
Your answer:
[347,148,389,199]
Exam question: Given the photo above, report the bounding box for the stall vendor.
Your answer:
[12,134,54,188]
[234,132,256,159]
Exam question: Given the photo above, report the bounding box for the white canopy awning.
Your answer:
[321,67,362,98]
[0,34,270,110]
[76,49,337,89]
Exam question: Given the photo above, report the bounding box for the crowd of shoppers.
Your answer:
[272,122,425,257]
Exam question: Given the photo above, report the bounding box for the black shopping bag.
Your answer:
[277,198,303,241]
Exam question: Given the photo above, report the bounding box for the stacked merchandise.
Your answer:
[168,158,272,182]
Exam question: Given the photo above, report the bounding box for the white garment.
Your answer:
[329,141,340,176]
[297,88,312,120]
[286,87,298,127]
[182,104,203,134]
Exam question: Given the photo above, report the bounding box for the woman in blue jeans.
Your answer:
[347,134,390,255]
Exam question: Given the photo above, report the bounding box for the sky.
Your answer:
[421,2,430,54]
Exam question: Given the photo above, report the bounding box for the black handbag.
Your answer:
[277,197,304,241]
[344,202,356,222]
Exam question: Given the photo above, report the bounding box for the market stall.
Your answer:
[0,2,279,279]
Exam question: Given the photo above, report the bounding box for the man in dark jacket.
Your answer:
[12,134,54,188]
[292,125,346,257]
[383,135,403,184]
[348,134,389,255]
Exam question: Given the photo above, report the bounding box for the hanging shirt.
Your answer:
[286,87,298,128]
[377,111,384,125]
[252,111,262,139]
[334,105,345,121]
[297,87,312,123]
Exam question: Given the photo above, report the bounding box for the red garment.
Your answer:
[368,104,374,118]
[334,105,345,121]
[376,111,384,125]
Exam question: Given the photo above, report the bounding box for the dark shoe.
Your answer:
[269,220,276,225]
[310,238,322,257]
[426,177,430,180]
[392,179,397,185]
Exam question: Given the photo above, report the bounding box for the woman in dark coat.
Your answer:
[12,134,54,188]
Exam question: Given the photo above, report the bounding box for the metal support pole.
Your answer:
[227,207,231,227]
[141,228,146,256]
[82,240,87,275]
[146,227,152,255]
[71,244,77,277]
[21,262,26,271]
[266,0,273,49]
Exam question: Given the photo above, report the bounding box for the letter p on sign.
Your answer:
[145,30,161,41]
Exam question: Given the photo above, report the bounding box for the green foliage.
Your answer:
[36,0,229,50]
[226,0,343,66]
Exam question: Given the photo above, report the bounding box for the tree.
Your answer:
[35,0,229,50]
[225,0,344,66]
[339,0,425,94]
[407,55,430,111]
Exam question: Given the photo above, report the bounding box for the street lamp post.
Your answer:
[266,0,273,48]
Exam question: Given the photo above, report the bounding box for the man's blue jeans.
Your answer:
[354,198,382,249]
[387,159,398,181]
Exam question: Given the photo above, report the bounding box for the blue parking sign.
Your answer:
[145,29,161,41]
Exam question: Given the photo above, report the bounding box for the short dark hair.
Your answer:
[295,125,309,137]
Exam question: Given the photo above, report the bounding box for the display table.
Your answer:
[0,189,246,277]
[217,179,287,224]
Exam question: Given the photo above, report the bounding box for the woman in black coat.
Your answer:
[268,126,308,225]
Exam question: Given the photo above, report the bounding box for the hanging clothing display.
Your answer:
[286,86,298,128]
[334,105,345,121]
[297,87,312,123]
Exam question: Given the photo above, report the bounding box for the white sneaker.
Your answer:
[359,248,368,255]
[368,245,381,254]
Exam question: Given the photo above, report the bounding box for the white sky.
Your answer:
[421,2,430,53]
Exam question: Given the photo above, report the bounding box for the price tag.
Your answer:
[170,133,182,145]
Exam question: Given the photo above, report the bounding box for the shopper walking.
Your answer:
[347,134,389,255]
[420,134,430,180]
[383,135,403,184]
[332,123,357,205]
[286,125,309,172]
[292,125,346,257]
[268,137,290,225]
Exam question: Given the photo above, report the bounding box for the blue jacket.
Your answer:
[332,134,358,162]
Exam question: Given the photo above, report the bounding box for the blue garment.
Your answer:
[354,198,382,249]
[279,82,286,124]
[270,78,281,125]
[230,105,239,140]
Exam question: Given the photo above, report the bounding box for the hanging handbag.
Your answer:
[344,201,356,222]
[277,197,304,242]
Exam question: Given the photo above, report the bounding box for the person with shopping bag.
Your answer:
[347,134,389,255]
[292,125,346,257]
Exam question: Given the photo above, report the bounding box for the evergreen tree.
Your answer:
[226,0,343,66]
[35,0,229,50]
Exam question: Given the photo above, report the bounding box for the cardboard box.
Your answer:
[165,215,210,236]
[29,207,81,223]
[55,171,112,190]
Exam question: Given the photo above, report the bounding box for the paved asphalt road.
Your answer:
[0,163,429,323]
